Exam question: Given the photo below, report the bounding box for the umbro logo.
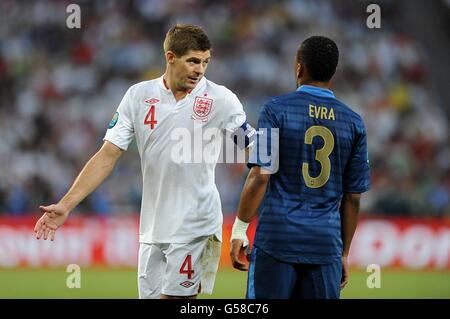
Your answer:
[145,98,160,104]
[180,281,195,288]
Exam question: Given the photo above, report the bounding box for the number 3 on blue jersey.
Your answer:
[302,126,334,188]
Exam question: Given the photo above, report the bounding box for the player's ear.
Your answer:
[166,51,176,64]
[296,63,303,79]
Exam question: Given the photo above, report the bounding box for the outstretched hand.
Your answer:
[34,204,70,241]
[230,239,251,271]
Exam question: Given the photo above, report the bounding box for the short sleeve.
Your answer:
[343,124,371,193]
[223,91,246,133]
[247,101,280,173]
[103,88,135,151]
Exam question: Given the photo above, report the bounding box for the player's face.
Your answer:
[171,50,211,90]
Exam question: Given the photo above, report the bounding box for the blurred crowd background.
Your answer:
[0,0,449,217]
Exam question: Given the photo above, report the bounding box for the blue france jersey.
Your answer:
[248,85,370,264]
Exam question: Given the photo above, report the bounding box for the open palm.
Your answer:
[34,204,70,241]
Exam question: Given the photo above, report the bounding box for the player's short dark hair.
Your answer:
[296,36,339,82]
[163,24,211,57]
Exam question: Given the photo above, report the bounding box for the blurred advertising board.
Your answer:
[0,216,449,270]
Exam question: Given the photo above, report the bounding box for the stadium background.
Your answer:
[0,0,449,298]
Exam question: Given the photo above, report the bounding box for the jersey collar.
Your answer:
[296,85,335,98]
[158,75,172,93]
[158,75,205,96]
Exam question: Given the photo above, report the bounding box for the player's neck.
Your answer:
[163,74,189,102]
[298,80,331,90]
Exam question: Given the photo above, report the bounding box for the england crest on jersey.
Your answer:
[191,96,213,122]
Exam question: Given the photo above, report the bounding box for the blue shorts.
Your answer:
[246,247,342,299]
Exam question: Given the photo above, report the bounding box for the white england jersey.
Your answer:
[104,75,246,244]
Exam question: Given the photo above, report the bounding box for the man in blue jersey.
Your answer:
[229,36,371,299]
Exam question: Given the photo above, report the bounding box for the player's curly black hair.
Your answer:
[297,36,339,82]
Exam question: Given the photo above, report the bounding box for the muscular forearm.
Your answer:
[236,166,269,222]
[59,142,122,212]
[340,193,361,257]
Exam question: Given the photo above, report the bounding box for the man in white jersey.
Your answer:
[34,24,254,299]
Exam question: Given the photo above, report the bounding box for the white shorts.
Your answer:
[138,235,221,298]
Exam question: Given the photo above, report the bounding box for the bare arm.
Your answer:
[34,141,123,240]
[340,192,361,257]
[340,192,361,289]
[59,141,123,211]
[230,166,270,271]
[236,166,269,222]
